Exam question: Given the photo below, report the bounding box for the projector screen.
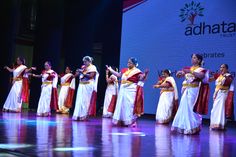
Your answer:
[120,0,236,119]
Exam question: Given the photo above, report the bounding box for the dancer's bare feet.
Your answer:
[130,122,137,128]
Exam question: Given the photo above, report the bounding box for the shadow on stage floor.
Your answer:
[0,111,235,157]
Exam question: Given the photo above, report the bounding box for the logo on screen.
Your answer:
[179,1,204,25]
[180,1,236,36]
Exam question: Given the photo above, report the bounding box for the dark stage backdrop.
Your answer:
[0,0,19,106]
[0,0,123,113]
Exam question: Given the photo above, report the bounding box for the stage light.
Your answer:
[22,119,58,126]
[0,153,17,156]
[54,147,95,151]
[0,144,32,149]
[111,132,146,136]
[130,132,146,136]
[111,132,130,136]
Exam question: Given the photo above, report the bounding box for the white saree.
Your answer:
[112,67,141,125]
[210,73,234,129]
[3,65,27,112]
[171,67,207,134]
[72,64,99,120]
[103,74,118,117]
[58,73,75,113]
[37,70,58,116]
[156,76,178,123]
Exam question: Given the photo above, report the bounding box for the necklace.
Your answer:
[190,65,199,73]
[124,67,135,76]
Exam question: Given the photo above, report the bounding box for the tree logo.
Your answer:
[179,1,204,25]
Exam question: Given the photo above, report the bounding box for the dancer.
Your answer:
[3,57,35,112]
[154,69,178,124]
[106,57,148,127]
[210,64,234,130]
[72,56,99,120]
[171,54,209,134]
[102,67,118,118]
[32,61,58,116]
[58,66,76,114]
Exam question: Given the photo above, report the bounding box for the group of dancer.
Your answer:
[153,54,234,134]
[2,54,234,135]
[2,56,148,127]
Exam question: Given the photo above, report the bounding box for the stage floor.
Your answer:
[0,112,235,157]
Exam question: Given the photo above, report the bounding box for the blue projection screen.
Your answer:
[120,0,236,119]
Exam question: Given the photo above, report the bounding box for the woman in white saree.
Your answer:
[58,66,75,114]
[107,57,148,127]
[154,69,178,124]
[3,57,35,112]
[102,68,118,118]
[171,54,209,134]
[32,61,58,116]
[72,56,99,121]
[210,64,234,130]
